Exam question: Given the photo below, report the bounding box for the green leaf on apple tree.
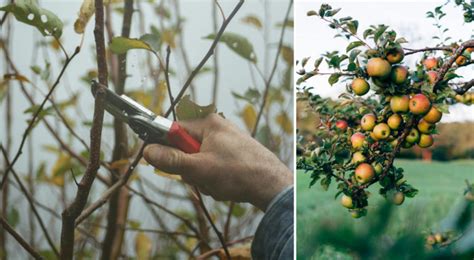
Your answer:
[0,0,63,38]
[346,41,365,52]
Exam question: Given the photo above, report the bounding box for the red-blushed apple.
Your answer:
[352,151,366,164]
[418,134,434,148]
[367,58,391,78]
[372,162,383,175]
[390,95,409,113]
[351,78,370,95]
[386,47,404,64]
[390,65,408,85]
[361,113,376,131]
[351,132,366,149]
[373,123,390,140]
[417,119,434,134]
[423,57,438,70]
[405,128,420,143]
[335,120,348,131]
[355,163,375,184]
[423,106,442,124]
[409,94,431,115]
[427,71,438,85]
[387,114,403,130]
[341,195,354,209]
[391,192,405,205]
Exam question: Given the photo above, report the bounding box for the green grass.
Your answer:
[297,159,474,258]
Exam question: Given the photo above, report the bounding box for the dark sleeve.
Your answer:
[251,186,294,259]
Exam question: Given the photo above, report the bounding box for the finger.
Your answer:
[143,144,196,175]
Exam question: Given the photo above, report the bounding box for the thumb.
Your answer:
[143,144,196,175]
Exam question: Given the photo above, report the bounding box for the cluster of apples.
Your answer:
[455,92,474,105]
[336,48,451,215]
[425,232,449,249]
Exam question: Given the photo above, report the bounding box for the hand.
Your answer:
[143,114,293,211]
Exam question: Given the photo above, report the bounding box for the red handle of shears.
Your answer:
[167,122,201,154]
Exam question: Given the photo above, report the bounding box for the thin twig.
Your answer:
[0,216,42,259]
[403,46,453,55]
[194,186,231,259]
[252,0,293,136]
[165,46,177,120]
[453,79,474,95]
[211,0,220,105]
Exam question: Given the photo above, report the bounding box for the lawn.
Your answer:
[297,159,474,259]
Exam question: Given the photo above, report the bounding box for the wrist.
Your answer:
[251,167,293,212]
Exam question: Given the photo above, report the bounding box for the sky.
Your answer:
[295,0,474,122]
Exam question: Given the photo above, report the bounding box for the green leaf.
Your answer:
[204,32,257,63]
[109,37,153,55]
[314,57,323,69]
[374,25,389,43]
[0,0,63,38]
[325,8,341,17]
[231,88,261,103]
[328,73,341,86]
[176,95,217,121]
[7,207,19,228]
[346,20,359,34]
[346,41,364,52]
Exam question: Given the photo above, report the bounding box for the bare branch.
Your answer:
[165,46,177,121]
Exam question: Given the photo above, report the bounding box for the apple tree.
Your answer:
[297,2,474,218]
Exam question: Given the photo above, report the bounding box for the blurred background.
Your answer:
[0,0,293,258]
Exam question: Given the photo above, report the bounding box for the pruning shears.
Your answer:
[91,80,200,154]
